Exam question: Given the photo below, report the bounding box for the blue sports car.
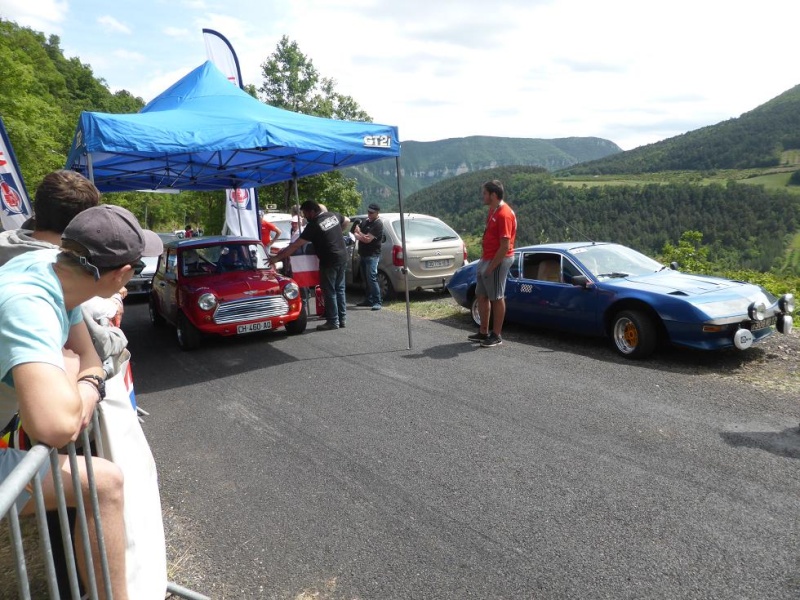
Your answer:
[447,242,795,359]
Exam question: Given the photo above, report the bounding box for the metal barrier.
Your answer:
[1,412,209,599]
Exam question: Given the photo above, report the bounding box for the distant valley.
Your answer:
[347,135,621,208]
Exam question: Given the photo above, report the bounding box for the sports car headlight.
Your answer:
[197,293,218,311]
[779,293,795,314]
[283,282,300,300]
[748,301,766,321]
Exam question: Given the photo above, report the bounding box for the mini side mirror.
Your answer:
[670,261,679,271]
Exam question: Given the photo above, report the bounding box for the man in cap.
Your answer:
[0,204,163,600]
[353,203,384,310]
[270,200,349,330]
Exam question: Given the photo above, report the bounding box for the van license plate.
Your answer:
[237,320,272,334]
[426,259,450,269]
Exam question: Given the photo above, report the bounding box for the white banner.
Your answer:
[202,29,260,239]
[0,117,33,231]
[224,187,260,238]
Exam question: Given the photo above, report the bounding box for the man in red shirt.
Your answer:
[469,179,517,348]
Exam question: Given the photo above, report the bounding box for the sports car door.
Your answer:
[506,252,597,332]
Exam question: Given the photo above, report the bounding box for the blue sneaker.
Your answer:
[371,304,382,311]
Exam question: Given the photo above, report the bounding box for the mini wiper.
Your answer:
[596,272,629,278]
[432,235,458,242]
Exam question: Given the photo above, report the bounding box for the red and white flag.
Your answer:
[202,29,260,240]
[0,117,32,231]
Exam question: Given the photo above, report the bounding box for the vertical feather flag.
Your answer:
[0,117,32,231]
[202,29,260,240]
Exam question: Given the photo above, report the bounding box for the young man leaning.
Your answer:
[0,204,163,599]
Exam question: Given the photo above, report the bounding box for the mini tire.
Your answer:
[176,312,202,351]
[284,309,307,335]
[612,309,657,359]
[149,296,165,327]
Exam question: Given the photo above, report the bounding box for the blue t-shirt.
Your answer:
[0,249,82,426]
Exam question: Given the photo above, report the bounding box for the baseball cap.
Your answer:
[62,204,163,268]
[368,203,380,212]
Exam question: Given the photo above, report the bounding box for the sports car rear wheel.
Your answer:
[470,294,492,328]
[612,309,657,359]
[176,312,201,351]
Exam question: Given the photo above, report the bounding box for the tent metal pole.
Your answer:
[87,153,94,184]
[235,188,243,234]
[291,176,309,320]
[395,156,412,349]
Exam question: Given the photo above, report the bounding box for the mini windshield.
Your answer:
[392,218,459,244]
[181,244,269,276]
[568,244,663,279]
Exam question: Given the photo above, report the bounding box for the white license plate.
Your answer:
[750,316,776,331]
[425,259,450,269]
[237,320,273,334]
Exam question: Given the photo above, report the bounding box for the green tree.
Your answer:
[257,36,370,215]
[659,231,711,273]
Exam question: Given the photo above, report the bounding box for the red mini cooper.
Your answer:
[149,236,307,350]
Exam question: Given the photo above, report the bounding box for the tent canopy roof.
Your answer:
[66,61,400,192]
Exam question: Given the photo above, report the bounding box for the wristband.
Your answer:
[78,374,106,402]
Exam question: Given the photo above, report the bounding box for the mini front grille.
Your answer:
[213,296,289,324]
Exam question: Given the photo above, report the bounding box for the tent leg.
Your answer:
[395,157,412,350]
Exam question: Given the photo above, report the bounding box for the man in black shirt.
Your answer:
[269,200,349,330]
[354,203,384,310]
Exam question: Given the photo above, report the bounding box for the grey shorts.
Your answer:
[476,256,514,301]
[0,448,51,512]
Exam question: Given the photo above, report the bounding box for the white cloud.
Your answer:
[1,0,68,31]
[163,26,191,38]
[97,15,132,35]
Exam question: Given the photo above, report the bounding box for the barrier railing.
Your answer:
[1,412,209,599]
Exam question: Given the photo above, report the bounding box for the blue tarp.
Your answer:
[65,61,400,192]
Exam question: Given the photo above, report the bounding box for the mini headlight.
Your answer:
[779,293,795,314]
[197,293,218,311]
[748,301,766,321]
[283,282,300,300]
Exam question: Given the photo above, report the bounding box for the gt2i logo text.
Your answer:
[363,135,392,148]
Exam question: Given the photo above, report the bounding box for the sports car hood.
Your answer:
[614,271,775,318]
[622,271,748,295]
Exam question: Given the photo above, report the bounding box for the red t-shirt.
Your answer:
[260,219,280,246]
[482,203,516,260]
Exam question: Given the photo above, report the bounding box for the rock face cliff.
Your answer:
[348,135,622,207]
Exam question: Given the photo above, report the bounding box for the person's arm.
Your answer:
[269,236,308,265]
[486,238,511,272]
[14,361,84,447]
[64,321,105,427]
[270,226,282,245]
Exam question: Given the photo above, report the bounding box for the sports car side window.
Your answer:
[508,253,521,278]
[562,258,583,284]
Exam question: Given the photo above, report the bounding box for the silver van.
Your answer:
[346,212,467,298]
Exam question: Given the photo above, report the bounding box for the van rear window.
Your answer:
[392,218,459,243]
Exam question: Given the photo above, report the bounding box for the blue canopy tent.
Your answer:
[65,61,414,346]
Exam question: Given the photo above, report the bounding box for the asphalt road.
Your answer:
[121,297,799,600]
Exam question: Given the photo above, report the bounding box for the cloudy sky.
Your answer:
[3,0,799,150]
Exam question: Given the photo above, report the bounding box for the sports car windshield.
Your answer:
[569,244,663,279]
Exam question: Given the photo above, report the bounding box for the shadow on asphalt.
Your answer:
[720,426,800,459]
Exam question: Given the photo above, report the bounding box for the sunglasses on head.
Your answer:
[76,256,145,280]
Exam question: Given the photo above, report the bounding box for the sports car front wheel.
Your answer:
[612,309,657,359]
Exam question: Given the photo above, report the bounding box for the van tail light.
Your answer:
[392,245,404,267]
[463,243,468,265]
